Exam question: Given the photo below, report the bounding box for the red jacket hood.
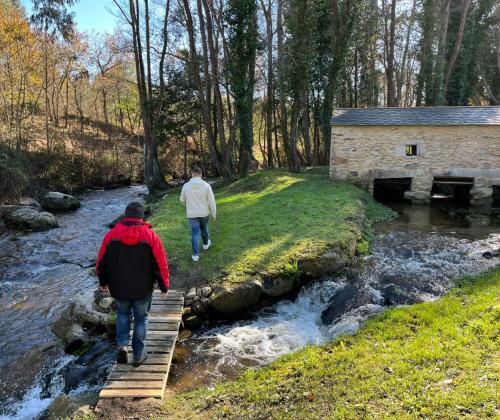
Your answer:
[116,218,152,246]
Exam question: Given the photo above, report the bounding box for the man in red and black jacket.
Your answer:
[96,202,169,366]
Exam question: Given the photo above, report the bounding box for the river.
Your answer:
[0,186,148,418]
[0,189,499,418]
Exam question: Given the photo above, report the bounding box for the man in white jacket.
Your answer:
[180,167,217,262]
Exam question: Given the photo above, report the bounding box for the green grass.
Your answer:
[150,170,393,286]
[163,268,500,419]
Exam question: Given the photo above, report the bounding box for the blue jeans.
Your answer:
[115,295,152,360]
[188,217,209,256]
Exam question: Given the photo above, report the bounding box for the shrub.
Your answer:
[0,146,29,203]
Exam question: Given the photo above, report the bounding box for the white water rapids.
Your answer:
[180,231,500,387]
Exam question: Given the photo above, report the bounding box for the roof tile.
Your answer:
[331,107,500,126]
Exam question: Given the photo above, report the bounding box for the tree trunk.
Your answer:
[301,91,312,165]
[396,0,417,106]
[432,0,451,104]
[385,0,397,107]
[277,0,300,172]
[261,0,274,168]
[183,0,221,174]
[202,0,233,180]
[44,25,50,151]
[442,0,472,96]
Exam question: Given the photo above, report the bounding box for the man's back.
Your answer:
[180,178,216,219]
[96,218,169,300]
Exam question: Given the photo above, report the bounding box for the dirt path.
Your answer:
[168,264,207,291]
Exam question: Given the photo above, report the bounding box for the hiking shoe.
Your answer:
[192,254,199,262]
[133,352,148,367]
[116,346,128,364]
[203,239,212,251]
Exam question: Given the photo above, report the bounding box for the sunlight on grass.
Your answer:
[151,170,393,286]
[163,268,500,418]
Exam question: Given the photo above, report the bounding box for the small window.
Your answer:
[406,145,418,157]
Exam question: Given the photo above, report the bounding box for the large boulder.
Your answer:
[298,245,353,278]
[45,393,97,419]
[0,205,23,219]
[18,197,41,209]
[52,288,109,339]
[209,278,263,314]
[42,192,81,211]
[381,284,421,306]
[4,207,58,231]
[321,284,378,325]
[64,324,88,354]
[262,276,300,297]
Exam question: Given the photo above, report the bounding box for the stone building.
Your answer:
[329,107,500,204]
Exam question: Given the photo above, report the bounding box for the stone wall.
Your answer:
[330,125,500,203]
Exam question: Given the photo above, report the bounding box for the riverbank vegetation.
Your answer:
[163,267,500,418]
[151,169,393,288]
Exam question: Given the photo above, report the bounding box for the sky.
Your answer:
[21,0,118,35]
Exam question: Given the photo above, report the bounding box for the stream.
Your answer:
[0,189,499,418]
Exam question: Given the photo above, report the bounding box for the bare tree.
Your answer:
[113,0,169,190]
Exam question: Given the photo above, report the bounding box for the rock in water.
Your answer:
[98,297,115,312]
[42,192,81,211]
[45,393,98,419]
[64,324,88,354]
[382,284,420,306]
[0,205,23,219]
[321,284,378,325]
[209,278,262,314]
[5,207,58,231]
[18,197,41,209]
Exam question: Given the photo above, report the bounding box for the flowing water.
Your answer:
[168,201,500,391]
[0,192,499,418]
[0,186,147,419]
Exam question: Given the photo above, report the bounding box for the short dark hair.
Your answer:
[125,202,145,219]
[192,166,202,176]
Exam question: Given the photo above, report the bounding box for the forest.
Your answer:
[0,0,498,195]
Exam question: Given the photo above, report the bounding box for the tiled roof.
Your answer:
[331,107,500,126]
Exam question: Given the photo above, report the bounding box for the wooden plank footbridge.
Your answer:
[99,289,184,399]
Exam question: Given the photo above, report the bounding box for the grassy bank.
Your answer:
[151,170,393,287]
[163,267,500,418]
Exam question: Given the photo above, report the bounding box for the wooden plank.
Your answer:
[153,296,184,303]
[108,372,165,381]
[152,295,184,300]
[104,380,164,389]
[149,309,182,314]
[151,303,182,313]
[132,322,180,331]
[146,323,180,332]
[151,300,183,306]
[147,316,182,322]
[128,336,175,343]
[141,354,171,364]
[149,314,182,319]
[143,346,171,353]
[126,346,172,353]
[152,297,183,303]
[146,331,178,337]
[123,351,174,364]
[140,341,175,348]
[149,312,182,318]
[149,314,182,322]
[99,389,163,399]
[122,353,171,365]
[145,339,176,345]
[152,290,183,295]
[112,364,169,373]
